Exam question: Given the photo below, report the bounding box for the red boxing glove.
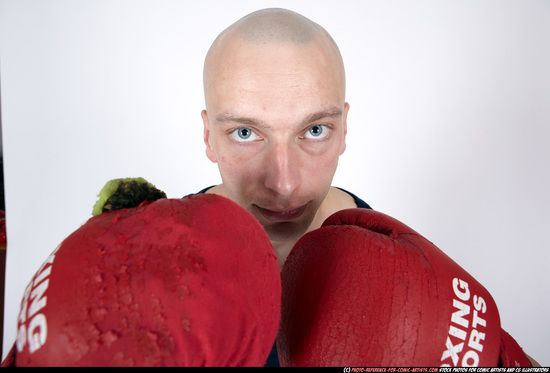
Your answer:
[278,208,531,367]
[7,194,281,367]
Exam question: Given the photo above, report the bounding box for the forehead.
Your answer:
[207,37,345,115]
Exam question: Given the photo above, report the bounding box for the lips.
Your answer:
[255,203,308,223]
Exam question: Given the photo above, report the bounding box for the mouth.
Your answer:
[254,203,309,223]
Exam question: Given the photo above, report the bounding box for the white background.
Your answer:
[1,0,548,365]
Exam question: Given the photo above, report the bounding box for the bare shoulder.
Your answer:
[204,184,227,197]
[319,187,358,219]
[305,187,359,234]
[329,187,358,209]
[526,353,541,367]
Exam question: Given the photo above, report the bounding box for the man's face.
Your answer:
[202,37,348,242]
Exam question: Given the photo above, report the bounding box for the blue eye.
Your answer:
[231,127,260,142]
[304,125,328,139]
[238,128,251,139]
[309,125,323,136]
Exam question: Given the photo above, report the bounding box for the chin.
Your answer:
[263,221,309,243]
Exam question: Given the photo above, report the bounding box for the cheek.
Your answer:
[301,141,342,176]
[215,145,263,184]
[315,153,340,183]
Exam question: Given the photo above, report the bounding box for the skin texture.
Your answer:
[201,9,356,268]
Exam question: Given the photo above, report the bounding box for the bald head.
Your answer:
[201,9,350,244]
[203,8,345,105]
[221,8,332,45]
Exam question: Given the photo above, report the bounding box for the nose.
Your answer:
[263,143,300,198]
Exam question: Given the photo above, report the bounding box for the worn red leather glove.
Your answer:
[278,208,531,367]
[7,194,281,367]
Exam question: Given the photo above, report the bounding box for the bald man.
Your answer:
[192,8,542,368]
[195,9,370,366]
[200,8,370,270]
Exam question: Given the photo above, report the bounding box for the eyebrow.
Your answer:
[215,107,343,129]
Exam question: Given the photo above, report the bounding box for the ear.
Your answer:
[202,110,218,163]
[339,102,349,155]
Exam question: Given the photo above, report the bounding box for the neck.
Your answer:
[272,238,300,270]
